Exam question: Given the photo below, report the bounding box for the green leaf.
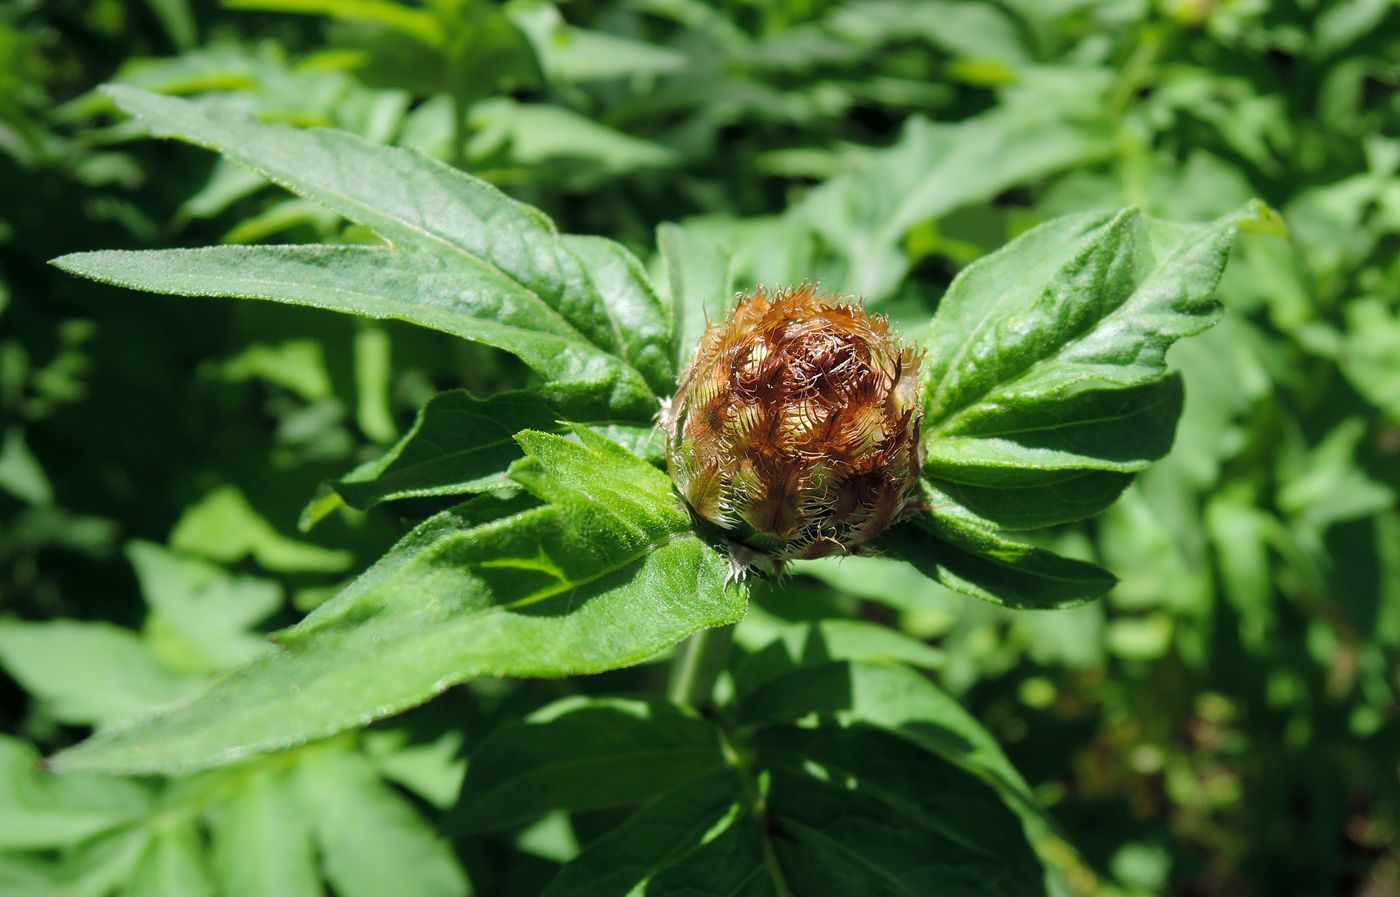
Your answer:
[733,617,945,698]
[509,4,689,84]
[223,0,444,47]
[0,622,199,729]
[451,698,726,832]
[799,109,1107,300]
[657,222,734,373]
[333,388,559,509]
[880,486,1117,609]
[142,0,197,50]
[124,820,213,897]
[126,541,281,672]
[469,99,678,174]
[296,748,469,897]
[922,209,1241,433]
[893,204,1261,605]
[1341,298,1400,421]
[0,737,151,850]
[170,485,352,573]
[752,725,1044,897]
[735,661,1036,812]
[211,768,323,897]
[921,376,1185,487]
[0,429,52,506]
[539,774,741,897]
[545,720,1046,896]
[51,86,671,421]
[48,433,744,775]
[617,805,770,897]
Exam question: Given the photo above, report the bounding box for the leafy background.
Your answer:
[2,0,1399,895]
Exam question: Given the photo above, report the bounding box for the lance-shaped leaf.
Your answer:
[888,204,1267,606]
[922,206,1259,481]
[880,483,1117,609]
[51,86,671,422]
[47,432,744,775]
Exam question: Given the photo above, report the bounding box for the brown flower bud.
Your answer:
[664,285,923,574]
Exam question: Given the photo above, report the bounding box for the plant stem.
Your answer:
[667,624,735,708]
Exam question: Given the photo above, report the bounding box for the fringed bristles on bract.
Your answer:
[665,284,924,572]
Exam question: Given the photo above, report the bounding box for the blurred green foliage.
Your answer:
[2,0,1398,895]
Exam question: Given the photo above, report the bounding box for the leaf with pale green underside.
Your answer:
[0,622,200,729]
[451,698,726,832]
[47,432,743,775]
[124,820,213,897]
[211,768,323,897]
[295,748,468,897]
[0,737,151,851]
[50,86,670,422]
[889,203,1265,607]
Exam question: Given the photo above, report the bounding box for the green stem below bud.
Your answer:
[667,624,735,709]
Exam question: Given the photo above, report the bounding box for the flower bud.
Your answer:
[664,285,923,571]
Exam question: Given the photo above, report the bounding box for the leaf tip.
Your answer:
[511,428,558,455]
[47,252,81,273]
[1236,200,1290,240]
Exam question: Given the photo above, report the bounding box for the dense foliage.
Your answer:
[2,1,1398,895]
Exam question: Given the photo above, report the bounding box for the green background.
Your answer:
[2,1,1398,895]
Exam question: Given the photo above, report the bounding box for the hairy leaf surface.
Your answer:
[48,433,743,774]
[52,86,670,421]
[889,204,1266,606]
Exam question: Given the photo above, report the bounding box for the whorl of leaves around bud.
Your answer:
[664,285,923,575]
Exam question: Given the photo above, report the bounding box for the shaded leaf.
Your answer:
[735,661,1036,812]
[333,388,559,509]
[539,774,740,897]
[452,698,725,832]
